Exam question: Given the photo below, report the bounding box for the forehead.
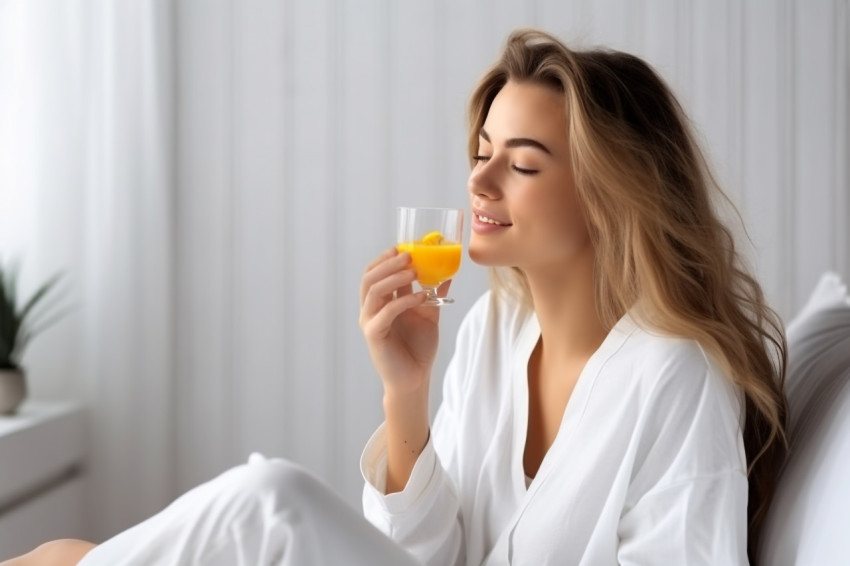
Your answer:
[482,80,568,147]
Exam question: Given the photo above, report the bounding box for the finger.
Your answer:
[396,280,415,298]
[360,252,411,304]
[364,247,398,273]
[436,279,452,298]
[366,292,427,336]
[362,269,417,317]
[364,268,416,309]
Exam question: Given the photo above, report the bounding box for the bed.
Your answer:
[757,272,850,564]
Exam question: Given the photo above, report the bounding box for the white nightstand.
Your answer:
[0,400,87,559]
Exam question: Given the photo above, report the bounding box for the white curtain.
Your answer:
[0,0,176,540]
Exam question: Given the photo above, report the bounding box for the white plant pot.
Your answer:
[0,368,27,415]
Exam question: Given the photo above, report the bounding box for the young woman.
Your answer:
[4,28,787,566]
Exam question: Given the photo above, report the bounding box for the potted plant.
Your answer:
[0,261,65,415]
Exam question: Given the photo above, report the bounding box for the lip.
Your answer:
[471,207,512,234]
[471,207,511,225]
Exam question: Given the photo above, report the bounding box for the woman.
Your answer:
[4,28,786,566]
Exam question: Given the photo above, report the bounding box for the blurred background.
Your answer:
[0,0,847,549]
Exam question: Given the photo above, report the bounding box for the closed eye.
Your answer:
[473,155,538,175]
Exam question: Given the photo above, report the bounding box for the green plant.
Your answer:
[0,261,65,370]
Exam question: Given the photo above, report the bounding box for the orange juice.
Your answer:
[397,242,462,286]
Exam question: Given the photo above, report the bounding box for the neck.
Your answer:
[523,252,609,365]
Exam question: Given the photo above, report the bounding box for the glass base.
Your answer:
[422,296,454,306]
[421,286,454,306]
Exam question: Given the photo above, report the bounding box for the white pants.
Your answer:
[78,454,422,566]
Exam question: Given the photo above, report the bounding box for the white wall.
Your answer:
[1,0,847,542]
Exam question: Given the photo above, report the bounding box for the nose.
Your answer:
[467,160,501,201]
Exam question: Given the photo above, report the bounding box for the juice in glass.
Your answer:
[396,207,464,306]
[397,239,462,286]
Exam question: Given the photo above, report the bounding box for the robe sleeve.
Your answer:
[616,345,750,565]
[617,471,748,565]
[360,297,486,566]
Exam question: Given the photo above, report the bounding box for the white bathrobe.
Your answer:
[78,290,748,566]
[361,291,749,565]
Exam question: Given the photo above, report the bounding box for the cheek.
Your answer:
[534,193,590,249]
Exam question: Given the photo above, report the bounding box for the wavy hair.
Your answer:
[468,29,788,562]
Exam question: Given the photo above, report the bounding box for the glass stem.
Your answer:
[422,286,439,301]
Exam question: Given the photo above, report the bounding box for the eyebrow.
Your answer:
[479,128,553,156]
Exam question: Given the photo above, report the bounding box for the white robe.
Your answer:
[76,290,749,566]
[361,291,749,565]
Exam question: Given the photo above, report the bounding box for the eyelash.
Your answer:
[472,155,538,175]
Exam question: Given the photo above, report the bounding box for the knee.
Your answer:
[8,539,95,566]
[224,454,322,511]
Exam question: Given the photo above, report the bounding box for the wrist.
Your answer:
[383,388,430,494]
[383,388,429,421]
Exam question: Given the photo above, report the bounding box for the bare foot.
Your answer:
[0,539,96,566]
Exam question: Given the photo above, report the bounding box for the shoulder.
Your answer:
[613,319,743,421]
[609,321,748,488]
[631,327,712,377]
[621,320,721,385]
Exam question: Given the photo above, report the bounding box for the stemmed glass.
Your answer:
[396,207,464,306]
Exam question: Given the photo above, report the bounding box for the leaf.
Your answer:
[3,263,25,354]
[0,263,66,367]
[0,333,10,366]
[22,281,71,325]
[0,270,14,362]
[23,293,66,335]
[20,305,74,342]
[11,331,28,364]
[18,272,64,327]
[3,259,20,314]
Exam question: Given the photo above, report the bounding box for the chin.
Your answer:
[468,243,512,267]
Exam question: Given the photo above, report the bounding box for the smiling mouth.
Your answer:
[476,214,510,226]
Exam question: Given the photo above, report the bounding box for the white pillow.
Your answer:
[757,272,850,565]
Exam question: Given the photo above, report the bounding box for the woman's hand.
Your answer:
[360,247,451,492]
[359,247,450,397]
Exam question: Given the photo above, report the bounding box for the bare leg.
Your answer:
[0,539,96,566]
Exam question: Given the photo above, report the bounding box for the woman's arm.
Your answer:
[383,388,431,494]
[359,247,449,494]
[617,346,749,565]
[361,350,467,566]
[618,472,748,564]
[359,260,489,566]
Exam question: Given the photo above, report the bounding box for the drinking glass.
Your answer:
[396,207,464,306]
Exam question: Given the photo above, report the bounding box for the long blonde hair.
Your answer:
[469,29,787,561]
